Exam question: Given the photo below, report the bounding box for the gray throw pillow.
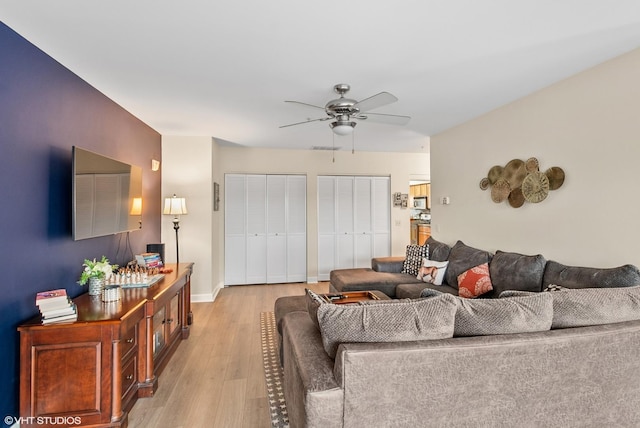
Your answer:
[454,293,553,336]
[444,241,493,289]
[420,288,444,298]
[316,294,457,358]
[550,285,640,329]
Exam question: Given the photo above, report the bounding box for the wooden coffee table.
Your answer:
[320,290,391,304]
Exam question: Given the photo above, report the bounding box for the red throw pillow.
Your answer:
[457,263,493,298]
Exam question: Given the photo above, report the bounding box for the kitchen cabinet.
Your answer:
[318,176,390,280]
[224,174,307,285]
[418,224,431,246]
[410,183,431,198]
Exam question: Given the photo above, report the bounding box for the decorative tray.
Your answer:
[320,291,381,304]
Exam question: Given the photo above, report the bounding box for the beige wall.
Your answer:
[162,140,429,299]
[431,48,640,268]
[219,147,430,284]
[162,136,214,301]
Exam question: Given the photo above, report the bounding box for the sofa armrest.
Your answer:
[371,256,405,273]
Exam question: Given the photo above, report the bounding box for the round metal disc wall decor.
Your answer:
[480,157,564,207]
[491,178,510,203]
[545,167,565,190]
[521,171,550,203]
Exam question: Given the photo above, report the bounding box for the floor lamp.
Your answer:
[163,194,188,265]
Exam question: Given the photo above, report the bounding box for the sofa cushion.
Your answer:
[316,294,458,358]
[454,293,553,336]
[457,263,493,298]
[401,244,429,276]
[487,250,546,298]
[444,241,493,289]
[425,236,452,262]
[542,261,640,289]
[550,285,640,329]
[416,259,449,285]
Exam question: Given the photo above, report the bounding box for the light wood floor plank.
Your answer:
[127,282,330,428]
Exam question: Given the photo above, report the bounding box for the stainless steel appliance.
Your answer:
[413,197,427,209]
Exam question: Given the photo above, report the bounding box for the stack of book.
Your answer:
[36,289,77,324]
[135,252,163,268]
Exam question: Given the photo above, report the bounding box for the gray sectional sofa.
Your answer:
[331,236,640,299]
[277,237,640,427]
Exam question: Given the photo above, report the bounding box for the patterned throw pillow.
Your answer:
[457,263,493,298]
[417,259,449,285]
[401,244,429,276]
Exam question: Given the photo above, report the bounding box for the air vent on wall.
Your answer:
[311,146,341,151]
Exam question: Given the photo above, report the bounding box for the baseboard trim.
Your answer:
[306,277,318,284]
[191,284,222,303]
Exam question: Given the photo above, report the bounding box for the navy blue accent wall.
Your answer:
[0,22,162,423]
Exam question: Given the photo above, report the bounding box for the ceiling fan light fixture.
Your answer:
[330,121,356,136]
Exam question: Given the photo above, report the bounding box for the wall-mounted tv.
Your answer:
[72,146,143,240]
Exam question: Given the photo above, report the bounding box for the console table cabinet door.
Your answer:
[19,325,115,427]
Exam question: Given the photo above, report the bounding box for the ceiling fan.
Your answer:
[280,83,411,136]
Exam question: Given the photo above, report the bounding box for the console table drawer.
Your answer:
[120,324,137,360]
[121,355,137,399]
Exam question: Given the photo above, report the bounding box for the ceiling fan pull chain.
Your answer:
[352,131,355,154]
[332,132,336,163]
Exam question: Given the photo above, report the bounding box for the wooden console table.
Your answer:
[18,262,194,428]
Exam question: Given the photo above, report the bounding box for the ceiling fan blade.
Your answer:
[358,112,411,126]
[353,92,398,112]
[284,100,326,110]
[279,117,330,128]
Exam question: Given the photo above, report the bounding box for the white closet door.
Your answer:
[225,175,247,285]
[317,176,336,280]
[267,175,287,283]
[318,175,391,279]
[354,177,373,267]
[372,177,391,258]
[336,177,354,270]
[246,175,267,284]
[286,175,307,282]
[225,174,307,285]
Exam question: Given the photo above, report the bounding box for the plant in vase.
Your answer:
[78,256,118,296]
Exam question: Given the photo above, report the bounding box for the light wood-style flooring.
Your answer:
[127,282,330,428]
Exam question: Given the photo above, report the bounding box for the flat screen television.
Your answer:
[72,146,143,240]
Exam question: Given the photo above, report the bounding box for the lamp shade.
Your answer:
[163,195,188,216]
[330,121,356,135]
[130,197,143,216]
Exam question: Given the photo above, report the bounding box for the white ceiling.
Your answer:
[2,1,640,153]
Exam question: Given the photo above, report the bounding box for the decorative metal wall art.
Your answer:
[480,157,564,208]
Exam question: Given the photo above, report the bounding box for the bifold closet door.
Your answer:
[225,174,306,285]
[317,175,390,281]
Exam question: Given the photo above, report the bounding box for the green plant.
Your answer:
[78,256,118,285]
